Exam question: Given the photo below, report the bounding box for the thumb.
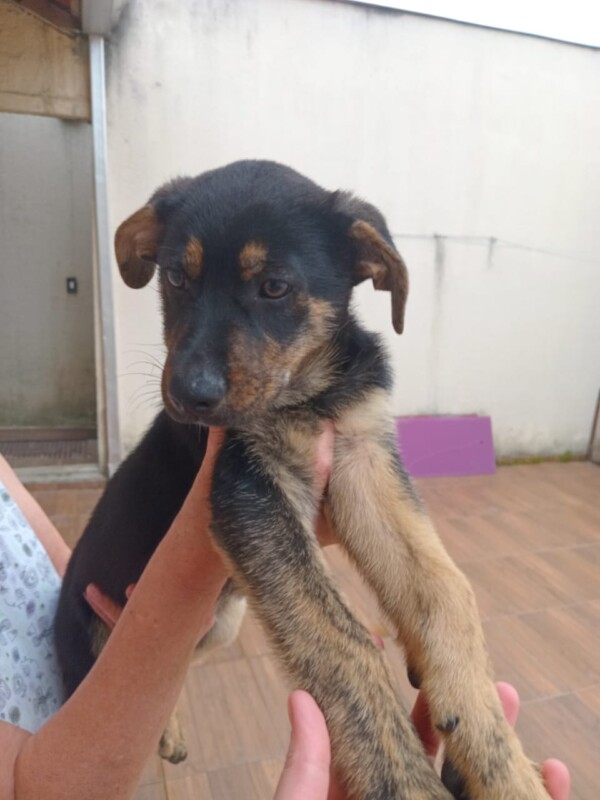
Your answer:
[314,421,335,498]
[274,691,331,800]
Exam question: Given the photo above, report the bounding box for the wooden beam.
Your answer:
[10,0,82,32]
[0,1,90,120]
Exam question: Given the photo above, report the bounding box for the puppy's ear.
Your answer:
[332,192,408,334]
[114,205,161,288]
[114,177,194,289]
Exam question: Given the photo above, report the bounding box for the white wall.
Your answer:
[105,0,600,457]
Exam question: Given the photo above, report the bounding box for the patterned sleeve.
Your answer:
[0,481,65,733]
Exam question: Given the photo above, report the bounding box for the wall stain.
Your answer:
[487,236,497,270]
[430,234,446,413]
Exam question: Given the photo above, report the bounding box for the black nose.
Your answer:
[169,371,226,415]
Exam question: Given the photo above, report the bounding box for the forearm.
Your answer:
[14,498,229,800]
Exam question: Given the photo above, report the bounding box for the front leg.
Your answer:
[329,389,548,800]
[211,430,450,800]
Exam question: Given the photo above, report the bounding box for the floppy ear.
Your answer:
[332,192,409,334]
[114,205,162,289]
[114,176,194,289]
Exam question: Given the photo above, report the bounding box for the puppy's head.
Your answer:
[115,160,408,427]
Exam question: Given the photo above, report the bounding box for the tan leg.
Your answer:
[192,583,247,664]
[158,709,187,764]
[329,389,547,800]
[211,425,451,799]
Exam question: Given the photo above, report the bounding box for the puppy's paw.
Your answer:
[159,710,188,764]
[442,755,548,800]
[158,730,188,764]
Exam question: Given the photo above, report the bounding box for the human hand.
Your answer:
[275,684,571,800]
[84,427,228,630]
[313,421,338,547]
[84,582,135,629]
[274,691,336,800]
[86,420,336,625]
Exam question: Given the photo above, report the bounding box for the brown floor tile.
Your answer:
[206,759,282,800]
[26,480,104,549]
[518,693,600,800]
[483,603,600,701]
[133,784,168,800]
[575,685,600,716]
[164,773,213,800]
[162,658,286,783]
[138,755,166,787]
[31,462,599,799]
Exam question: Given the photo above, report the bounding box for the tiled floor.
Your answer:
[27,461,600,800]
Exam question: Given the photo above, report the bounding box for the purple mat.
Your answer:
[396,415,496,478]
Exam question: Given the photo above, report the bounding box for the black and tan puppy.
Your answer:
[55,160,547,799]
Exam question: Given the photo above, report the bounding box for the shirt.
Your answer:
[0,479,65,732]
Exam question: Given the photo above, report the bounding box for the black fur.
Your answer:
[54,160,398,699]
[54,414,207,695]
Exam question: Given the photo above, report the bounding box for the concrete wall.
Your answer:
[0,113,95,427]
[105,0,600,456]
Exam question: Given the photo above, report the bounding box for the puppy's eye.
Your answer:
[166,269,187,290]
[260,279,290,299]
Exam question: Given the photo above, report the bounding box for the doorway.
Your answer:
[0,112,97,468]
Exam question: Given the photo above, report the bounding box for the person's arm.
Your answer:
[2,432,230,800]
[0,455,71,577]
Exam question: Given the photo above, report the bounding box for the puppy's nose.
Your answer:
[169,372,226,415]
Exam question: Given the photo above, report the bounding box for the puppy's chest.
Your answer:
[238,386,393,515]
[242,413,323,515]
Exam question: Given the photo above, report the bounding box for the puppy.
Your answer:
[55,160,548,798]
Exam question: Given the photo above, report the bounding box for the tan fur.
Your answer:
[323,388,548,799]
[192,590,247,661]
[90,616,111,660]
[159,710,187,764]
[114,205,161,289]
[222,413,450,799]
[349,220,409,334]
[226,298,336,414]
[109,169,548,796]
[239,241,268,280]
[209,389,548,798]
[183,236,203,279]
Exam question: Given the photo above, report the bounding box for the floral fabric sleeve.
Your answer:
[0,480,65,732]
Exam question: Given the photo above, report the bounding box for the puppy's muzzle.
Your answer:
[167,369,226,421]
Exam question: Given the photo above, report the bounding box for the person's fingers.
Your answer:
[494,685,570,800]
[314,422,336,546]
[314,421,335,497]
[200,428,226,477]
[410,691,440,758]
[274,691,331,800]
[315,506,337,547]
[84,583,123,629]
[183,428,227,514]
[495,681,520,728]
[542,759,571,800]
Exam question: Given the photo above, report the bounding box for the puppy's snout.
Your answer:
[168,370,226,417]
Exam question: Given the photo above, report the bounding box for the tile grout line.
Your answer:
[520,682,600,707]
[479,597,600,624]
